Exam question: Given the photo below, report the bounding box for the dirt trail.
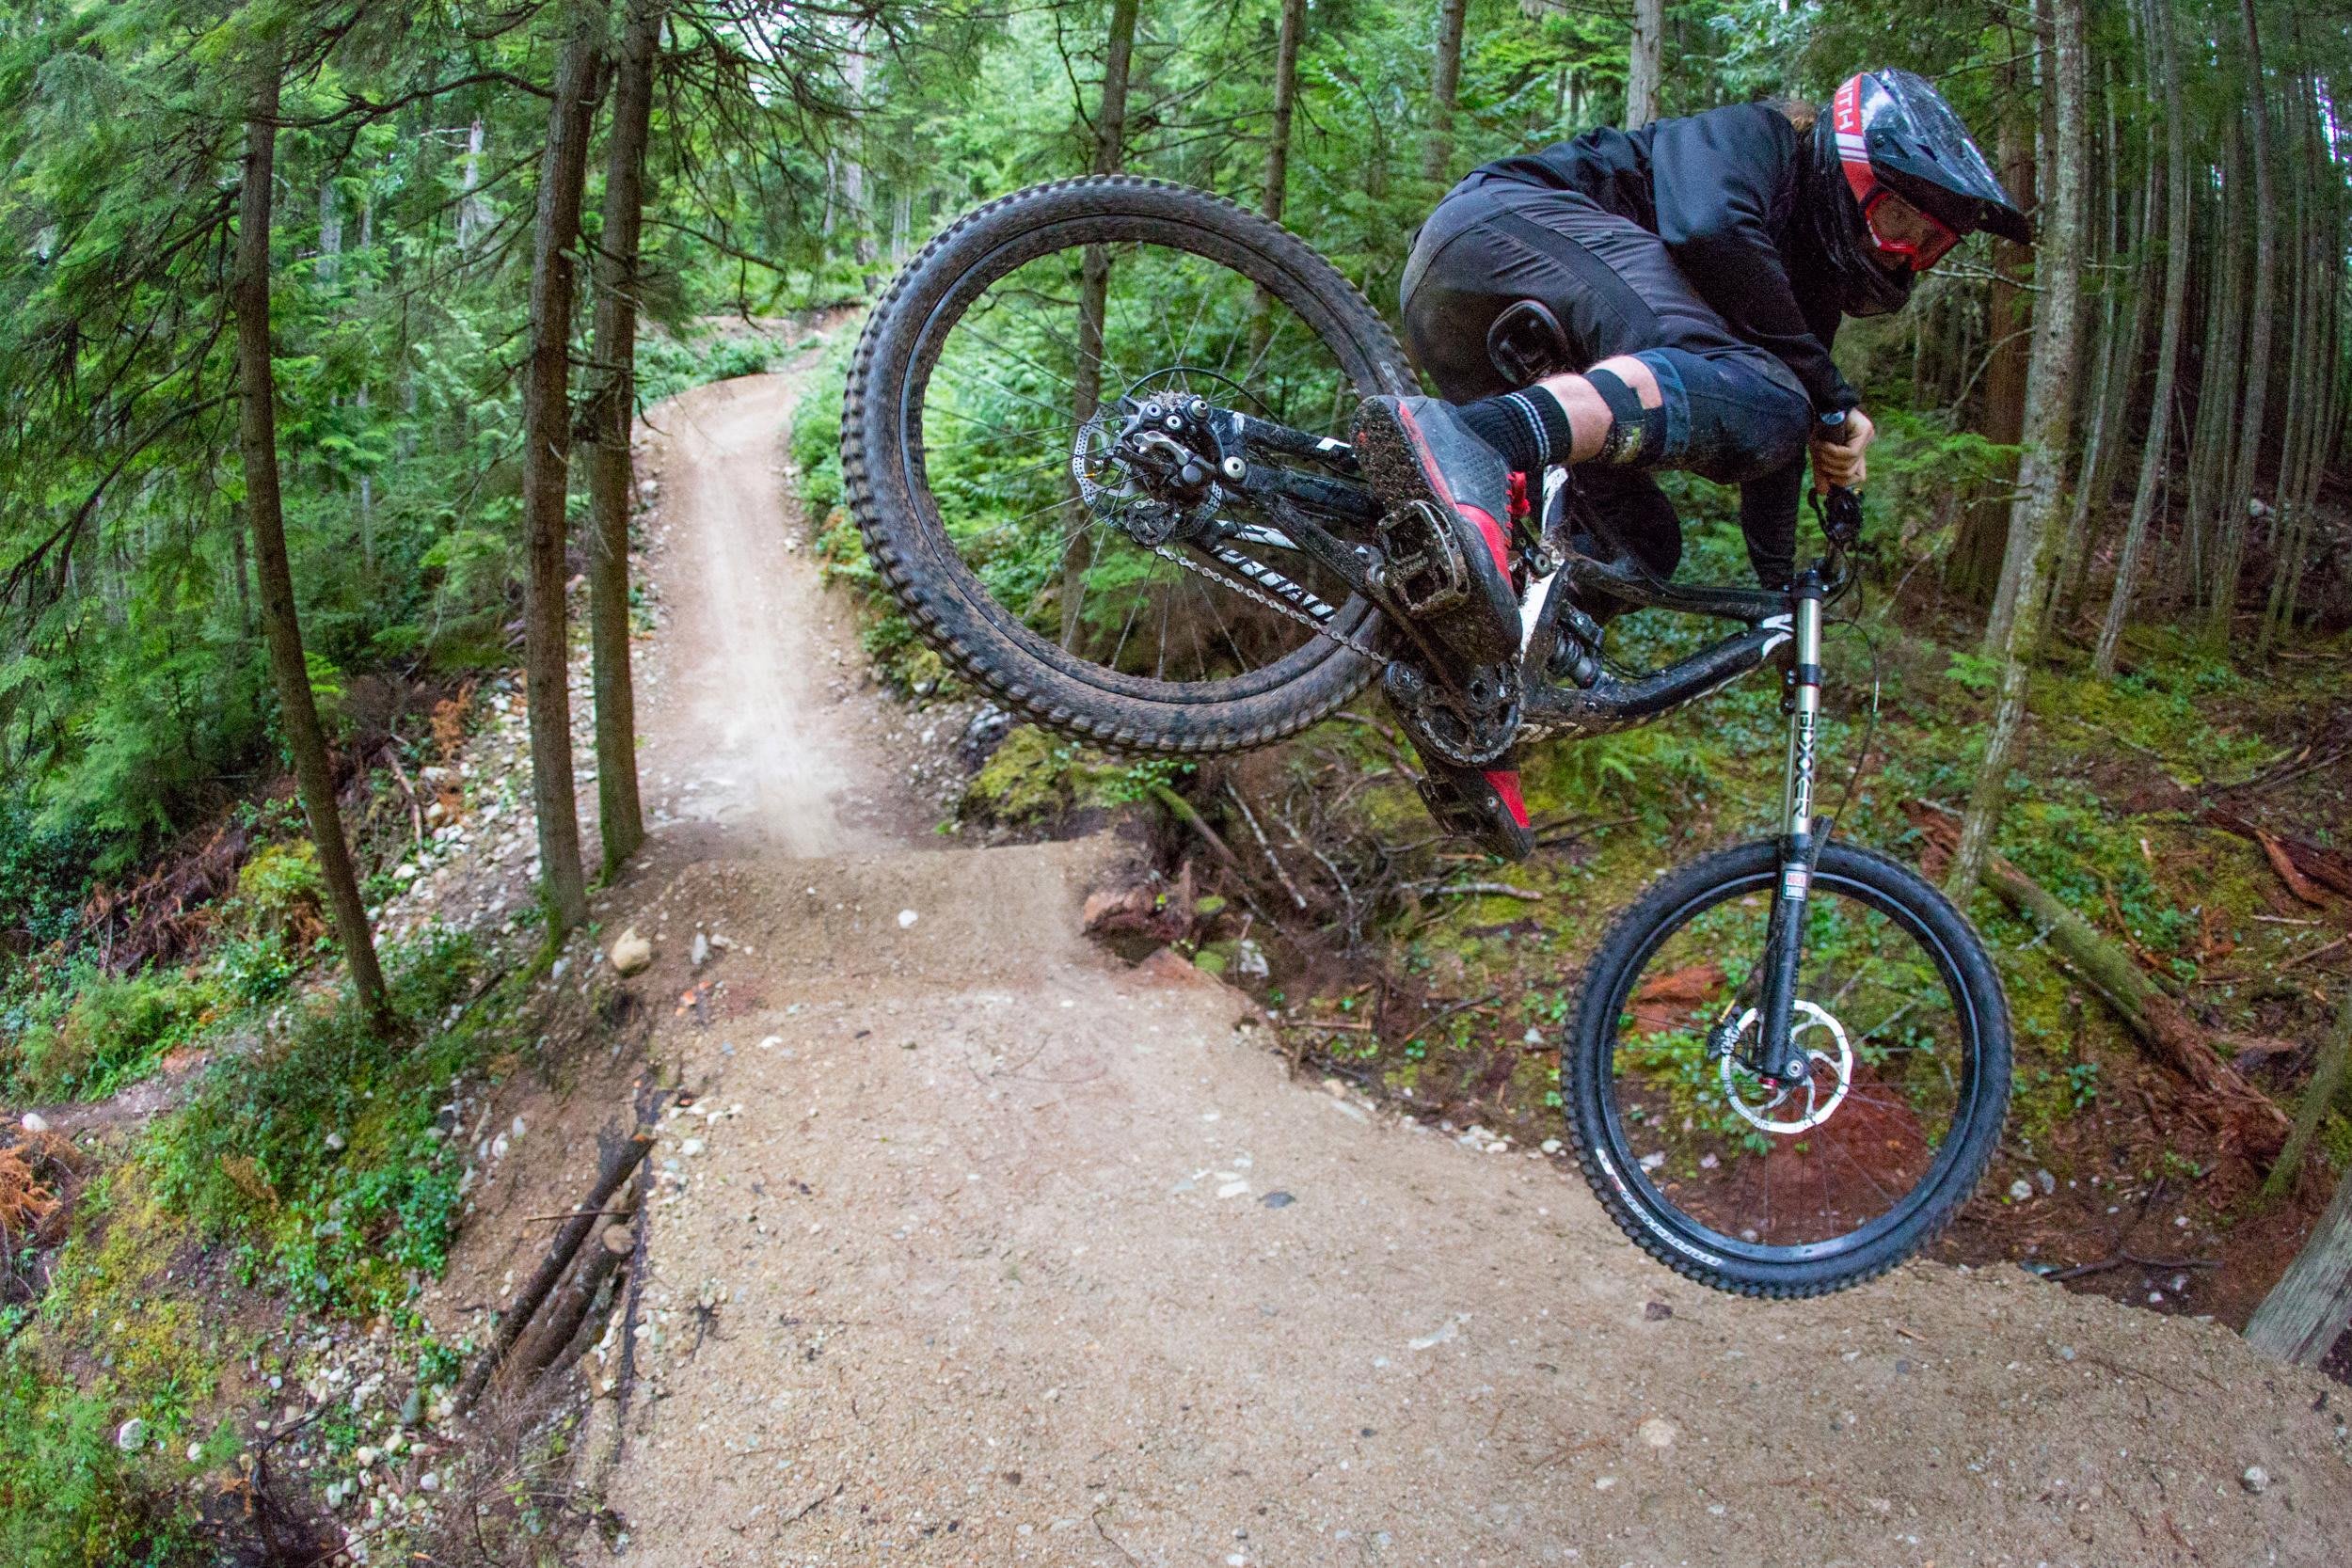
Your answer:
[632,370,883,857]
[591,352,2350,1565]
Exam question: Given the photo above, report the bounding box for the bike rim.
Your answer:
[900,215,1386,704]
[1594,865,1989,1264]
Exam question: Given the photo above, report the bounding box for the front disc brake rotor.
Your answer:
[1720,999,1854,1135]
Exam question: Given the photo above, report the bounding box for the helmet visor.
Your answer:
[1861,189,1960,272]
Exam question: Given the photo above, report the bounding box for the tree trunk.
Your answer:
[317,175,342,286]
[1058,0,1138,651]
[2095,0,2191,677]
[2247,990,2352,1364]
[1246,0,1308,361]
[1950,102,2037,612]
[2265,985,2352,1200]
[2181,128,2247,603]
[2049,56,2153,633]
[1984,12,2066,654]
[2204,0,2280,644]
[2259,66,2339,662]
[586,0,660,881]
[1264,0,1305,225]
[519,2,604,935]
[1423,0,1469,180]
[840,23,874,268]
[1624,0,1662,131]
[1946,0,2087,900]
[457,118,491,251]
[233,56,394,1037]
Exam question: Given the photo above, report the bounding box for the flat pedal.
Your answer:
[1375,499,1470,619]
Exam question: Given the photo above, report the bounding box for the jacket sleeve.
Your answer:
[1649,105,1859,416]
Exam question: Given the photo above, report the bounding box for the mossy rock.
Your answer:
[959,725,1128,827]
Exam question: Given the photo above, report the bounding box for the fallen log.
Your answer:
[1909,802,2291,1161]
[2264,987,2352,1200]
[2202,809,2352,904]
[454,1129,652,1415]
[510,1216,635,1382]
[2247,999,2352,1366]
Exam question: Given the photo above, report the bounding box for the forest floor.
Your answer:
[480,343,2352,1564]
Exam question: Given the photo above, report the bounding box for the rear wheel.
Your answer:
[843,176,1417,753]
[1564,841,2011,1297]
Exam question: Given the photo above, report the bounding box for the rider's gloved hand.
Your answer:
[1810,406,1875,493]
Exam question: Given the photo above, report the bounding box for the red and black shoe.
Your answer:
[1351,396,1522,671]
[1417,755,1535,862]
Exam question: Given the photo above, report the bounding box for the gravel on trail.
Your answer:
[580,359,2350,1566]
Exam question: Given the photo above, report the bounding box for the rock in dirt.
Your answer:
[961,704,1013,764]
[115,1418,146,1452]
[611,928,654,975]
[2242,1465,2271,1494]
[1408,1317,1463,1351]
[20,1111,49,1134]
[691,931,711,969]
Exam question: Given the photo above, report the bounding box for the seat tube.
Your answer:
[1757,573,1827,1083]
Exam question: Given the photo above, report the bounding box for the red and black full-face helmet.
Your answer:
[1830,69,2030,272]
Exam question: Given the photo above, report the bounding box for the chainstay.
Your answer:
[1146,539,1391,661]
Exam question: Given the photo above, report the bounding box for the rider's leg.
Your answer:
[1453,354,1665,472]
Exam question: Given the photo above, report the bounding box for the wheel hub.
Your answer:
[1074,388,1232,546]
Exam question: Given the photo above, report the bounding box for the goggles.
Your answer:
[1858,188,1961,271]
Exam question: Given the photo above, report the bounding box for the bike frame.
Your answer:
[1204,418,1851,1083]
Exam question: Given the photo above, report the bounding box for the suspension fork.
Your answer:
[1755,571,1829,1084]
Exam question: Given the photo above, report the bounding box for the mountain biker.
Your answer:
[1353,69,2028,860]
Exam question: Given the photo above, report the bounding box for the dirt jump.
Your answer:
[578,350,2349,1565]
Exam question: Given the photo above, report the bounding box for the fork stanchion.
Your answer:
[1756,570,1829,1085]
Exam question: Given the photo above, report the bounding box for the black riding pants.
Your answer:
[1399,178,1814,584]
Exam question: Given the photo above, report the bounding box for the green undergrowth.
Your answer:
[4,841,332,1104]
[146,927,507,1317]
[0,929,528,1561]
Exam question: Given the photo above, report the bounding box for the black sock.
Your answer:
[1454,388,1574,473]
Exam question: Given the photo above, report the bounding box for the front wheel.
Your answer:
[1564,841,2011,1297]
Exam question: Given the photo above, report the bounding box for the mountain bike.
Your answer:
[841,176,2011,1296]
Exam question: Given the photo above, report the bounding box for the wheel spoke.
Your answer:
[903,229,1371,694]
[1595,873,1991,1259]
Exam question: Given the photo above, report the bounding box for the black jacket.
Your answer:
[1472,103,1860,418]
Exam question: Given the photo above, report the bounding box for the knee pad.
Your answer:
[1583,365,1668,467]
